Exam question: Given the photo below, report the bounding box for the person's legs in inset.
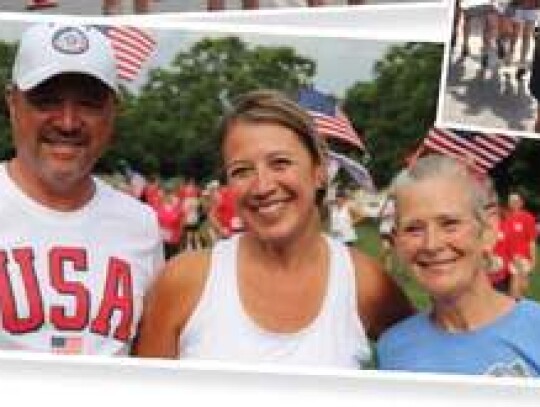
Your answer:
[207,0,225,11]
[26,0,58,10]
[461,9,474,58]
[516,11,536,80]
[103,0,122,14]
[307,0,325,6]
[481,8,499,68]
[134,0,150,13]
[242,0,259,9]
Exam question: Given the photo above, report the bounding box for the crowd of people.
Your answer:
[1,21,538,377]
[114,174,244,259]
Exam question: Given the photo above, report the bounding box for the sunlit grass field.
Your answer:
[354,222,540,310]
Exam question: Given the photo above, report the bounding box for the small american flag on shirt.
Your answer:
[297,87,365,150]
[421,127,518,174]
[51,336,84,355]
[95,25,156,82]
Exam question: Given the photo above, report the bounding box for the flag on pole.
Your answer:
[297,88,365,150]
[94,25,156,82]
[328,150,376,192]
[420,127,518,174]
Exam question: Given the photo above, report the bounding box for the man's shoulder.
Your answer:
[95,178,157,220]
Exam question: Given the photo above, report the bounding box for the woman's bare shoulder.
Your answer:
[346,245,414,339]
[158,249,212,299]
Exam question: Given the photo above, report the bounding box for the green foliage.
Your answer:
[506,140,540,214]
[105,37,316,180]
[343,43,444,188]
[0,40,17,160]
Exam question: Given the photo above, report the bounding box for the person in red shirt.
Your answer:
[503,192,537,298]
[155,193,185,259]
[208,183,243,240]
[142,176,164,210]
[485,200,513,294]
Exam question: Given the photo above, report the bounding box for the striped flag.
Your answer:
[328,150,376,192]
[51,336,84,355]
[297,88,365,150]
[95,25,156,82]
[420,127,518,174]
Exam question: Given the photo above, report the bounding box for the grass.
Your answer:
[354,222,540,309]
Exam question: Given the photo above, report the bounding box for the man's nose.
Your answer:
[52,100,83,132]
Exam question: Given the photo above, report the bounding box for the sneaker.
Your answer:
[26,0,58,10]
[516,66,527,81]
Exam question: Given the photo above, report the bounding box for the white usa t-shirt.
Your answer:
[0,164,164,356]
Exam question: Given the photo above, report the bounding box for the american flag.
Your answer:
[328,150,375,192]
[420,127,518,174]
[297,88,365,150]
[51,336,84,355]
[94,25,156,82]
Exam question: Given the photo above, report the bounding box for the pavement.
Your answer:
[440,16,538,136]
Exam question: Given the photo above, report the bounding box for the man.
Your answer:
[0,23,163,355]
[503,192,537,298]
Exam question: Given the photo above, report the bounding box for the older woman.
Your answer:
[377,154,540,377]
[134,89,413,368]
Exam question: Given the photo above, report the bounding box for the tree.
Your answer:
[0,40,17,160]
[104,36,316,181]
[343,43,444,187]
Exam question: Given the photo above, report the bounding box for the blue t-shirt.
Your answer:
[376,299,540,377]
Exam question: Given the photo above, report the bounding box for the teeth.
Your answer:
[255,201,283,215]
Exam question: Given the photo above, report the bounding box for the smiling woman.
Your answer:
[376,154,540,377]
[134,89,414,368]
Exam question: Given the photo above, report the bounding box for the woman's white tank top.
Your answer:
[179,235,371,369]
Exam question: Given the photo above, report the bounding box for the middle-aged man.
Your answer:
[0,22,164,355]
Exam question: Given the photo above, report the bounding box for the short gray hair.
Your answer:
[390,154,492,225]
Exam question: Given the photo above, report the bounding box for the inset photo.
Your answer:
[439,0,540,136]
[1,0,441,15]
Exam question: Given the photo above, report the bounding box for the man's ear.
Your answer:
[5,85,14,116]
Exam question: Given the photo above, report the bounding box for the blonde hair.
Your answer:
[390,154,492,226]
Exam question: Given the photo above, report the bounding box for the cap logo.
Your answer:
[51,27,89,55]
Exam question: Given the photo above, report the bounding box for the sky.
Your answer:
[0,16,405,98]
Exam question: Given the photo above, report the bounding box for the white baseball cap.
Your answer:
[12,23,119,94]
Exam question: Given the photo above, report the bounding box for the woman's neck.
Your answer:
[243,217,326,273]
[431,281,516,332]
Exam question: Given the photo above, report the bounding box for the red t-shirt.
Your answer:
[503,209,537,260]
[143,182,163,210]
[214,186,242,237]
[156,197,184,245]
[488,220,512,284]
